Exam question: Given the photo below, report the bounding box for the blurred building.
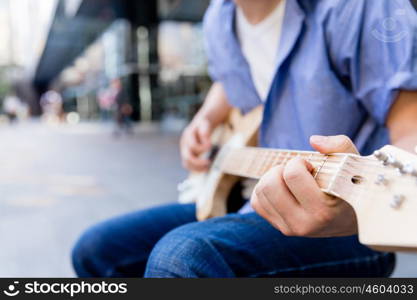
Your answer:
[0,0,58,114]
[31,0,211,124]
[3,0,57,69]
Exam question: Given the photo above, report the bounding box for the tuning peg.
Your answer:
[390,194,405,209]
[374,150,388,163]
[375,174,388,185]
[400,163,417,176]
[387,155,403,169]
[374,151,404,168]
[374,151,406,170]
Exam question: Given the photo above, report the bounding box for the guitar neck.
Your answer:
[220,147,349,194]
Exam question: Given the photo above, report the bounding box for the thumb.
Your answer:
[310,135,358,154]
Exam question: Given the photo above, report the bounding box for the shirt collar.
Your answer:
[218,0,305,105]
[223,0,305,64]
[276,0,305,72]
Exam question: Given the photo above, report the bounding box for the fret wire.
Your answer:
[272,152,280,167]
[267,150,275,171]
[267,152,282,176]
[236,149,241,174]
[264,150,271,173]
[283,152,292,165]
[245,152,250,177]
[245,149,255,176]
[256,149,264,177]
[249,149,255,177]
[263,151,270,175]
[258,150,265,174]
[269,152,276,168]
[235,149,242,175]
[241,149,247,175]
[277,152,283,164]
[272,151,279,166]
[252,149,258,175]
[258,149,267,176]
[265,150,273,173]
[307,152,314,167]
[313,155,329,179]
[277,152,285,165]
[326,155,348,192]
[276,152,283,166]
[256,149,263,175]
[263,150,269,173]
[260,150,270,175]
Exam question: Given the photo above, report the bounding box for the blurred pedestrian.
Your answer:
[40,90,64,123]
[97,85,117,122]
[111,79,133,137]
[3,92,21,124]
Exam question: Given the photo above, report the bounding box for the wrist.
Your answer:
[192,113,217,129]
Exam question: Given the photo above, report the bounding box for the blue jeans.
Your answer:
[72,203,395,278]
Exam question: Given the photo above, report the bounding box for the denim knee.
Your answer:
[144,223,234,278]
[72,225,112,277]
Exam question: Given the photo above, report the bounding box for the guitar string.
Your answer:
[222,159,413,182]
[222,167,417,205]
[226,149,383,166]
[222,169,416,201]
[222,161,416,204]
[222,155,385,172]
[222,151,397,173]
[220,148,414,183]
[228,147,385,160]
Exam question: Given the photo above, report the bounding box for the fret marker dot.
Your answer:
[351,175,364,185]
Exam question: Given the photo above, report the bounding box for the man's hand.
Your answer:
[251,135,359,237]
[180,82,232,172]
[180,117,213,172]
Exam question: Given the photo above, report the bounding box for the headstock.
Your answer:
[339,145,417,251]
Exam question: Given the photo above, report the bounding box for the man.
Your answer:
[252,3,417,240]
[72,0,417,277]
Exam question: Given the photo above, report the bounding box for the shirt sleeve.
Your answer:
[326,0,417,125]
[202,0,222,82]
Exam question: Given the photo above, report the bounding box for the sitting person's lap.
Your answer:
[72,203,196,277]
[72,203,395,278]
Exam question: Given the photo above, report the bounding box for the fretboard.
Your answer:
[220,147,348,191]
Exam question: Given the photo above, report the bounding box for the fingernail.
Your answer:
[310,135,328,145]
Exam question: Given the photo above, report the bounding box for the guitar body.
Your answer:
[178,106,262,221]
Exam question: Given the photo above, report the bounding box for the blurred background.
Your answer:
[0,0,415,277]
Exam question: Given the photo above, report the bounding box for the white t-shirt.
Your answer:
[236,0,286,101]
[235,1,286,205]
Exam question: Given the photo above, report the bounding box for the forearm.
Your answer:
[387,91,417,154]
[193,82,232,127]
[391,134,417,154]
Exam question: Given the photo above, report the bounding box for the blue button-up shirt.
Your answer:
[203,0,417,155]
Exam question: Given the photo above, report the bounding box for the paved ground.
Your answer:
[0,121,185,277]
[0,121,415,277]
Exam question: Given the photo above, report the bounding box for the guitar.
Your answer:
[178,107,417,251]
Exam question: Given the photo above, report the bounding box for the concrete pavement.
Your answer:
[0,121,185,277]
